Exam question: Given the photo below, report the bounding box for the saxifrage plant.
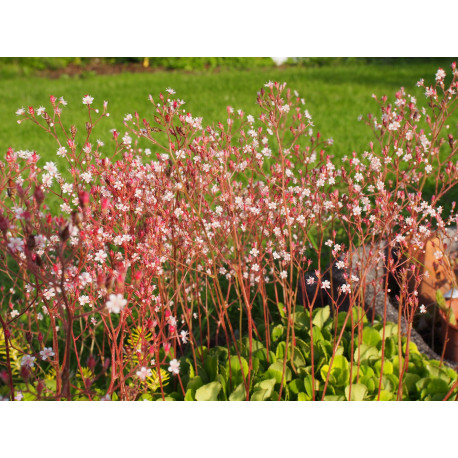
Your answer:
[0,65,457,400]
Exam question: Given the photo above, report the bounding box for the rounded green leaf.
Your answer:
[312,306,330,329]
[195,381,222,401]
[345,383,368,401]
[362,327,382,347]
[266,360,292,384]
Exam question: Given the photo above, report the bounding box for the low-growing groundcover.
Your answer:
[0,62,457,401]
[142,307,458,401]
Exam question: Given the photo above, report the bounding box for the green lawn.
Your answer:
[0,59,453,154]
[0,59,457,204]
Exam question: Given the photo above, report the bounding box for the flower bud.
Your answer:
[78,191,90,209]
[34,185,45,206]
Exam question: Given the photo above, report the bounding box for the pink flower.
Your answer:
[21,354,36,368]
[136,366,152,381]
[40,347,55,361]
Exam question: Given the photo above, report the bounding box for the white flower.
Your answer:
[21,354,36,368]
[80,171,92,183]
[180,330,189,344]
[7,237,24,253]
[168,358,180,375]
[419,304,427,314]
[94,250,107,263]
[79,272,92,285]
[60,203,72,214]
[40,347,55,360]
[306,276,315,285]
[10,310,19,318]
[82,95,94,105]
[435,68,446,81]
[340,283,351,294]
[62,183,73,194]
[166,87,176,94]
[321,280,331,290]
[106,293,127,314]
[44,161,59,176]
[79,295,91,306]
[336,261,345,270]
[16,107,25,116]
[280,271,288,280]
[136,366,152,381]
[43,288,56,300]
[57,147,67,157]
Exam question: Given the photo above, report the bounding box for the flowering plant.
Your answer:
[0,65,457,400]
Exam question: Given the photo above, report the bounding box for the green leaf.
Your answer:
[378,390,394,401]
[354,344,379,363]
[217,374,227,400]
[204,355,218,381]
[252,378,276,400]
[402,340,420,356]
[375,322,398,338]
[293,311,310,330]
[195,381,222,401]
[383,337,397,359]
[298,392,310,401]
[311,326,323,343]
[254,348,276,368]
[345,383,368,401]
[359,375,377,393]
[303,374,320,398]
[419,377,449,400]
[251,389,268,401]
[320,355,350,387]
[373,359,394,376]
[276,302,286,318]
[266,360,292,384]
[226,355,249,386]
[229,383,247,401]
[196,346,208,360]
[276,341,287,360]
[185,389,196,401]
[362,327,382,347]
[156,396,175,401]
[402,373,420,395]
[288,378,305,395]
[271,324,284,342]
[312,306,331,329]
[324,395,346,401]
[187,376,203,392]
[359,364,375,378]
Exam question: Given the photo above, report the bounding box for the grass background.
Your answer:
[0,58,456,204]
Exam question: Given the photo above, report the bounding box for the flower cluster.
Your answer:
[1,66,457,400]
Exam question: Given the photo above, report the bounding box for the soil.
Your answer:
[38,61,169,79]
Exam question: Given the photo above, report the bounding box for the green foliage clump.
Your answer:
[131,307,458,401]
